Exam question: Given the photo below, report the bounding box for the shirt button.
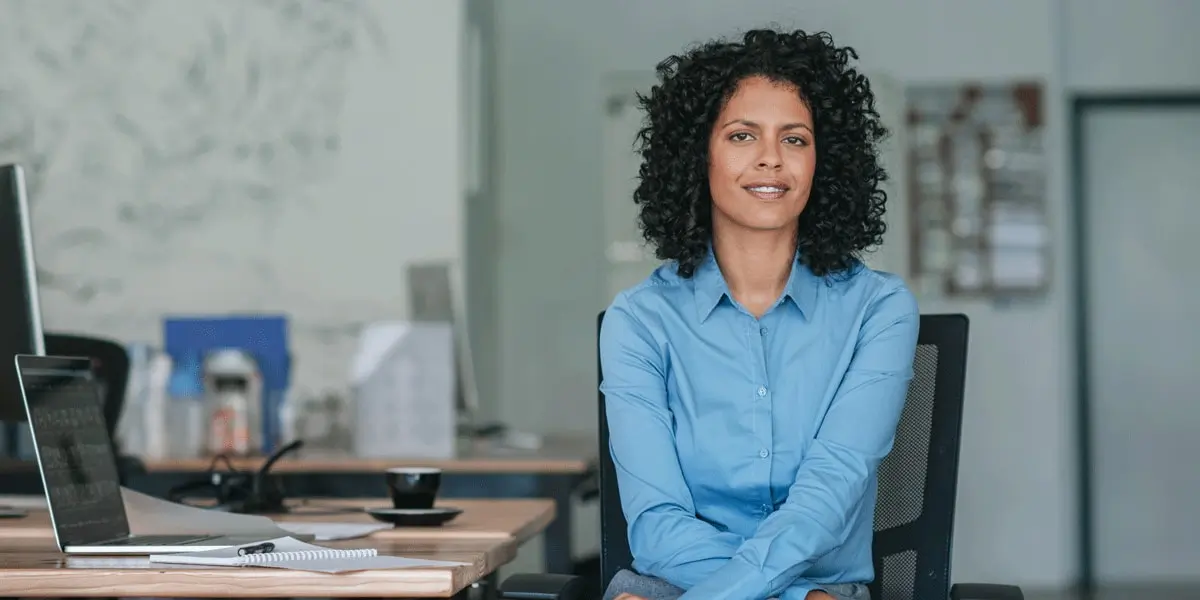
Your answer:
[757,386,767,397]
[760,327,768,335]
[759,448,769,458]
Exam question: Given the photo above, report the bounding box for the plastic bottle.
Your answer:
[165,352,205,458]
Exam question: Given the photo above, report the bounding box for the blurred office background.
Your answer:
[1,0,1198,598]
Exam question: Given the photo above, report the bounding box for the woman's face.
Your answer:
[707,76,816,235]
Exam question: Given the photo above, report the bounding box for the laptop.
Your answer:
[15,354,276,554]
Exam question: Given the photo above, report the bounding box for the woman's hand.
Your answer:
[613,594,649,600]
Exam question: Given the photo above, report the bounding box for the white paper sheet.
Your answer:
[274,521,391,541]
[349,322,412,382]
[65,556,165,569]
[269,554,464,574]
[121,487,293,538]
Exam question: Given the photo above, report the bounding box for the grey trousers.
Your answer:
[602,568,870,600]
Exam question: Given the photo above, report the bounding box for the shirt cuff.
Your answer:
[677,555,771,600]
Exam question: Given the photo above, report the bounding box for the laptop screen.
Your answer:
[18,356,128,545]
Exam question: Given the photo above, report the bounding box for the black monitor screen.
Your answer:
[22,359,127,545]
[0,164,45,422]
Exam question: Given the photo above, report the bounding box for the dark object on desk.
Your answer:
[0,507,26,518]
[499,313,1025,600]
[459,421,508,438]
[0,163,46,424]
[237,541,276,556]
[166,439,304,514]
[365,506,462,527]
[385,466,442,509]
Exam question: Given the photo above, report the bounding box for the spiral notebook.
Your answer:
[148,536,468,574]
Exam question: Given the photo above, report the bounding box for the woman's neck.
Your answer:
[711,224,797,318]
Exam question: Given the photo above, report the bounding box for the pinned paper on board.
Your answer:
[905,80,1051,300]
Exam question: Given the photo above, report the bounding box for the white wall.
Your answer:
[494,0,1076,589]
[1063,0,1200,93]
[0,0,465,395]
[1061,0,1200,586]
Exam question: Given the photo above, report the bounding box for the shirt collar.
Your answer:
[692,244,819,322]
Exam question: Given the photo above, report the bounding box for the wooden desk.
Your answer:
[283,498,556,543]
[0,537,508,598]
[130,434,599,574]
[4,498,555,545]
[0,498,555,598]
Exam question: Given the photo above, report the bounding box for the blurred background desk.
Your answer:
[126,434,598,575]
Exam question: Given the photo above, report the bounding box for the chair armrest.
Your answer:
[950,583,1024,600]
[499,573,588,600]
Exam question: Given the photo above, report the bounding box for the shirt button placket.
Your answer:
[750,318,773,509]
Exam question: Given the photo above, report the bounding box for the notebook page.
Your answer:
[148,536,468,573]
[149,536,369,566]
[252,554,469,574]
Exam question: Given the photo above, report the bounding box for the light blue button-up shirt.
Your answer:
[599,249,919,599]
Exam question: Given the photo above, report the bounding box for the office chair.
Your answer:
[499,313,1023,600]
[44,332,145,483]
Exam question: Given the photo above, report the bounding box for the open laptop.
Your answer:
[15,354,276,554]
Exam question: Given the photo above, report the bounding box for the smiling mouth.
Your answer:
[743,185,790,200]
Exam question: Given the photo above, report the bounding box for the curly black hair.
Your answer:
[633,28,889,278]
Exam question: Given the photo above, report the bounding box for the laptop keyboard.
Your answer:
[103,534,220,546]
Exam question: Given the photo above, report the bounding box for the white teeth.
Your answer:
[748,186,785,193]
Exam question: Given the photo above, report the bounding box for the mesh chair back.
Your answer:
[869,314,968,600]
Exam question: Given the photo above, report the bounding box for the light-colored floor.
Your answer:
[1027,584,1200,599]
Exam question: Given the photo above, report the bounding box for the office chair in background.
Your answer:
[44,332,144,483]
[499,313,1024,600]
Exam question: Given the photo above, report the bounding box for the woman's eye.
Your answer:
[784,136,808,146]
[729,132,753,142]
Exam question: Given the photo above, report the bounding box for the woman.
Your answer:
[600,28,918,600]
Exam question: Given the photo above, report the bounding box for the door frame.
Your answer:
[1070,91,1200,594]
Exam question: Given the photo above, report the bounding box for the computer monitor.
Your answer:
[0,164,47,422]
[406,261,480,421]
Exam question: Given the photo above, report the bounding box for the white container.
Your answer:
[203,349,263,457]
[351,321,456,459]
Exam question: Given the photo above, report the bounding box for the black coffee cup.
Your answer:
[385,467,441,509]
